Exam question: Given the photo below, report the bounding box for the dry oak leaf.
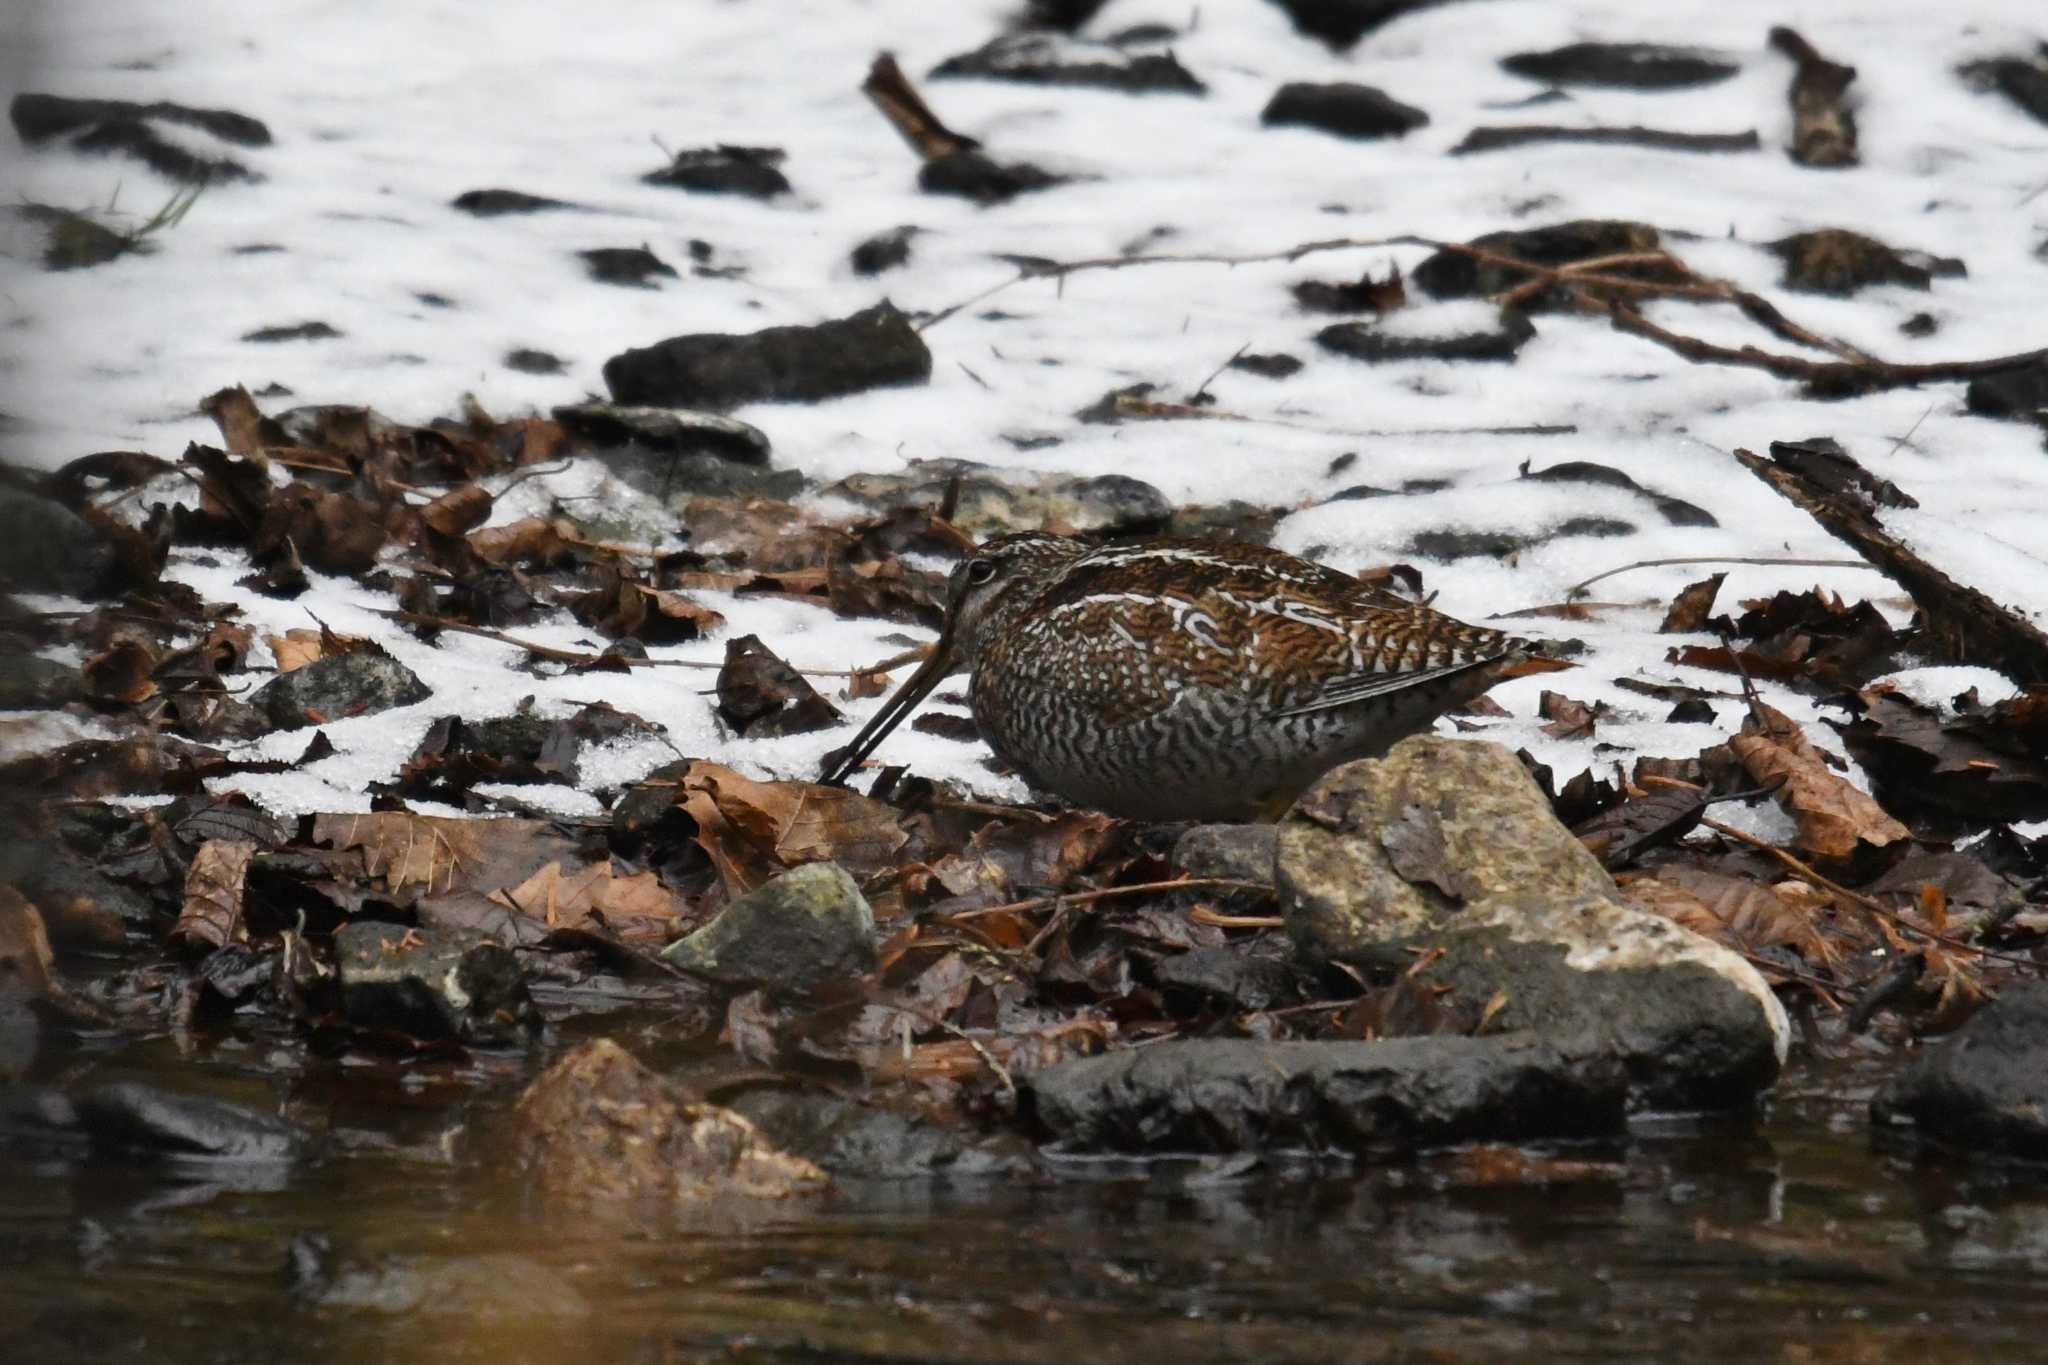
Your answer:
[172,837,257,949]
[312,812,581,900]
[1620,865,1840,970]
[1729,702,1907,861]
[678,760,908,886]
[491,860,688,945]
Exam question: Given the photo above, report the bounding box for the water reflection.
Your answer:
[6,1048,2048,1364]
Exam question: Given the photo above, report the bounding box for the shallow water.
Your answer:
[6,1020,2048,1365]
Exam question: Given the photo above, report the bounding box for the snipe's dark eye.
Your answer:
[965,558,996,585]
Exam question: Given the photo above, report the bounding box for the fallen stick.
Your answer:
[1732,443,2048,681]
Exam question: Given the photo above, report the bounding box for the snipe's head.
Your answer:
[819,531,1084,788]
[940,531,1084,664]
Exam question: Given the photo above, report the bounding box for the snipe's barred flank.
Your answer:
[820,533,1535,822]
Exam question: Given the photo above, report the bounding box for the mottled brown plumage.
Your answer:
[820,533,1530,821]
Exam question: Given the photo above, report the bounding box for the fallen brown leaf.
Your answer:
[1729,702,1908,861]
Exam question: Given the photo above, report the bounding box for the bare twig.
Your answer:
[1700,816,2040,971]
[1562,555,1875,600]
[371,608,908,678]
[944,877,1272,920]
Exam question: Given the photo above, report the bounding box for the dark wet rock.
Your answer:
[553,400,770,464]
[825,458,1171,538]
[578,246,676,288]
[1166,500,1284,545]
[14,203,134,270]
[1963,359,2048,429]
[643,145,791,198]
[602,449,803,503]
[1229,351,1303,379]
[1025,0,1110,29]
[1874,983,2048,1161]
[1769,228,1965,296]
[0,1085,79,1142]
[1172,824,1277,887]
[1453,125,1759,155]
[503,348,565,375]
[4,830,157,933]
[1413,220,1676,304]
[1521,460,1717,528]
[603,300,931,410]
[0,491,109,595]
[1317,309,1536,364]
[0,653,84,708]
[334,920,538,1045]
[510,1039,828,1205]
[250,649,430,730]
[1030,1035,1626,1153]
[1151,942,1301,1011]
[1263,0,1437,51]
[730,1088,1035,1177]
[661,862,877,994]
[241,321,341,343]
[931,33,1205,95]
[1961,51,2048,127]
[1262,82,1428,140]
[450,188,573,216]
[919,150,1067,205]
[294,1247,591,1319]
[76,1081,304,1161]
[1501,43,1739,90]
[851,225,918,276]
[1276,736,1787,1107]
[12,93,267,182]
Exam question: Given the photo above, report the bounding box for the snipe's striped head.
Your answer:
[936,530,1086,665]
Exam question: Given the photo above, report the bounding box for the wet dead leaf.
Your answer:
[1621,865,1839,969]
[312,811,580,900]
[716,634,843,738]
[491,860,689,945]
[82,637,159,704]
[1659,572,1726,633]
[1730,702,1908,861]
[420,483,494,537]
[172,837,256,949]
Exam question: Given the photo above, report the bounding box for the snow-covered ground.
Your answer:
[4,0,2045,816]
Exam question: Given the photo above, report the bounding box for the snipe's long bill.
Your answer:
[819,532,1535,823]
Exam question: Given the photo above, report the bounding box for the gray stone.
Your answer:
[1277,736,1788,1107]
[1171,823,1277,886]
[1029,1035,1626,1153]
[729,1088,1034,1178]
[0,653,85,709]
[1279,735,1619,962]
[77,1081,305,1161]
[334,920,538,1045]
[1874,982,2048,1161]
[250,650,430,729]
[826,458,1171,539]
[602,300,930,410]
[661,861,877,993]
[0,491,108,595]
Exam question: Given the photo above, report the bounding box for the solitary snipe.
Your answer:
[819,533,1533,822]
